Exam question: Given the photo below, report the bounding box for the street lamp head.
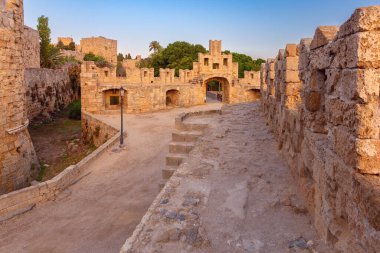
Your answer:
[120,86,125,97]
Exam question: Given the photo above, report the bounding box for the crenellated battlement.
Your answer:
[260,6,380,252]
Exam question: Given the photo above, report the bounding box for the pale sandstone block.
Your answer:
[285,44,298,57]
[284,82,301,96]
[310,26,339,50]
[285,70,300,83]
[285,57,299,71]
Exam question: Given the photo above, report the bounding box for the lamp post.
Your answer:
[120,86,125,148]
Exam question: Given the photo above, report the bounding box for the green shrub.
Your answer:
[83,52,113,69]
[68,100,81,120]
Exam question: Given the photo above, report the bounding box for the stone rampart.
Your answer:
[23,26,39,68]
[25,68,74,120]
[260,6,380,252]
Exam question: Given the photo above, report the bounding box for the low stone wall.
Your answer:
[175,109,221,131]
[0,113,121,221]
[25,68,74,120]
[81,111,119,147]
[260,6,380,252]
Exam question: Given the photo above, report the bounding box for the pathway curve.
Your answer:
[0,103,221,253]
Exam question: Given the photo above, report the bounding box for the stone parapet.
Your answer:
[260,6,380,252]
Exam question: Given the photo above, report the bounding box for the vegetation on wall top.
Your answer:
[83,52,113,69]
[138,41,265,78]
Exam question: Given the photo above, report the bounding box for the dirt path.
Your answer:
[125,103,331,253]
[0,103,221,253]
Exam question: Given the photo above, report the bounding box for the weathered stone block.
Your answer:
[325,68,380,103]
[304,91,321,112]
[310,26,339,50]
[356,139,380,174]
[325,97,355,127]
[331,31,380,69]
[330,126,356,167]
[355,103,379,139]
[353,173,380,231]
[338,6,380,38]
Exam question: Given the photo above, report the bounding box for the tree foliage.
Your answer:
[149,41,162,53]
[57,40,76,51]
[139,41,264,78]
[83,52,113,69]
[140,41,207,76]
[37,15,63,69]
[117,53,124,62]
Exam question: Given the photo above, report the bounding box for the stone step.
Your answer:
[172,131,202,142]
[179,123,208,132]
[169,142,195,154]
[162,166,177,179]
[166,153,188,166]
[158,179,168,192]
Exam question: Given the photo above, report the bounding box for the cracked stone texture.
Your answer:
[123,103,332,253]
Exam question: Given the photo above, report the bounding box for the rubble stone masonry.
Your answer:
[25,68,74,120]
[0,0,38,194]
[260,6,380,252]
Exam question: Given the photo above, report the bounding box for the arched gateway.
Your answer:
[204,77,230,103]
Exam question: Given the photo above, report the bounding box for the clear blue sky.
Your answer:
[25,0,380,59]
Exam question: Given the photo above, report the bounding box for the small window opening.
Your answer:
[223,58,228,66]
[204,58,209,66]
[110,96,119,105]
[213,63,220,70]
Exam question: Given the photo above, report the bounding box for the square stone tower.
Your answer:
[209,40,222,55]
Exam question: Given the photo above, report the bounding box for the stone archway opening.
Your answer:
[103,89,127,111]
[204,77,229,103]
[246,89,261,102]
[166,89,180,107]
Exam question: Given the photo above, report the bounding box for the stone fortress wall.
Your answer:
[23,25,39,68]
[57,37,73,46]
[78,36,118,66]
[25,68,74,120]
[81,40,262,114]
[0,0,76,194]
[0,0,39,194]
[260,6,380,252]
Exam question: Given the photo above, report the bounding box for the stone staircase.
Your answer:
[159,113,215,191]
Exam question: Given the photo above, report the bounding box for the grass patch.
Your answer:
[67,100,81,120]
[36,164,47,182]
